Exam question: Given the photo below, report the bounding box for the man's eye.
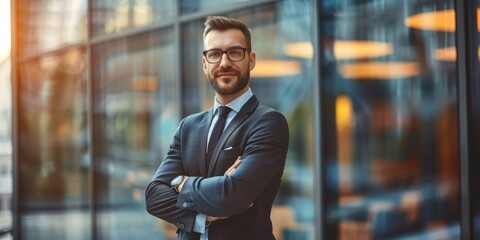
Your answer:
[208,51,221,58]
[229,49,242,56]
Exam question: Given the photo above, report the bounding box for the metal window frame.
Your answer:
[313,1,323,240]
[86,0,96,238]
[11,0,18,238]
[455,0,479,239]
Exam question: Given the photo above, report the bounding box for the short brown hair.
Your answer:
[203,16,252,49]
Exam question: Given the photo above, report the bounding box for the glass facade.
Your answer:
[0,53,12,239]
[16,0,87,56]
[10,0,480,240]
[17,49,90,239]
[320,0,463,239]
[181,0,245,14]
[91,0,175,36]
[92,28,177,239]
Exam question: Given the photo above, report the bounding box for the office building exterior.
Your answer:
[9,0,480,239]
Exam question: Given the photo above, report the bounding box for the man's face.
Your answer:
[202,29,256,96]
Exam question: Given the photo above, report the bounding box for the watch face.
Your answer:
[171,175,183,188]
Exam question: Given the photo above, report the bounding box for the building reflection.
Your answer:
[0,56,12,238]
[322,0,462,239]
[17,48,90,239]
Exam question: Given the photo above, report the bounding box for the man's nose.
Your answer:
[219,53,232,67]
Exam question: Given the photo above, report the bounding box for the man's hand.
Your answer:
[206,215,228,222]
[178,156,241,193]
[224,156,242,176]
[206,156,254,223]
[177,176,189,193]
[225,157,253,207]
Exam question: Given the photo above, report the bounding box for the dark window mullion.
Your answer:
[86,0,97,239]
[455,0,479,239]
[11,0,20,238]
[313,0,323,239]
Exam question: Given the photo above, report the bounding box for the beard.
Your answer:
[208,67,250,95]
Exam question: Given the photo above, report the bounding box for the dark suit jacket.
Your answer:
[145,95,289,240]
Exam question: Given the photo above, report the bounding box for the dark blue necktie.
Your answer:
[207,106,232,168]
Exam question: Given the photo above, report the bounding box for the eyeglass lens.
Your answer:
[205,48,246,63]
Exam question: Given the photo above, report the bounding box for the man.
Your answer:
[145,16,289,240]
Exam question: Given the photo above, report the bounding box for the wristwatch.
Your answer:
[170,175,186,192]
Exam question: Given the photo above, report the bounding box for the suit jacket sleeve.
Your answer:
[145,118,197,233]
[177,110,289,217]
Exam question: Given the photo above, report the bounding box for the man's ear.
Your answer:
[249,51,256,70]
[202,57,208,74]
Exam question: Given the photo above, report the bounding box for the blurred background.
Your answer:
[2,0,480,239]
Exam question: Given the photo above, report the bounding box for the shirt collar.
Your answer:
[213,88,253,114]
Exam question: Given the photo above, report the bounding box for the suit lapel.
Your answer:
[198,109,213,176]
[207,96,259,176]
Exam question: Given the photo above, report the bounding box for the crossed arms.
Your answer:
[145,110,289,232]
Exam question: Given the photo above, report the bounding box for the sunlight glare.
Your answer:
[0,0,11,61]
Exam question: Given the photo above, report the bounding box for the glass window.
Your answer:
[0,27,12,236]
[181,0,245,14]
[320,0,460,239]
[91,0,175,37]
[17,0,87,56]
[182,1,317,239]
[17,48,90,239]
[92,28,178,239]
[0,59,11,161]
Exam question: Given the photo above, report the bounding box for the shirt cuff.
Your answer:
[193,213,207,233]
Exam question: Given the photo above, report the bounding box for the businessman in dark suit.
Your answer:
[145,16,289,240]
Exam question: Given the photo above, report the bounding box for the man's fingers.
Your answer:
[207,216,228,222]
[224,156,242,176]
[232,156,242,168]
[224,165,237,176]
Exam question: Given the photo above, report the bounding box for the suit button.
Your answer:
[176,222,185,229]
[183,201,194,209]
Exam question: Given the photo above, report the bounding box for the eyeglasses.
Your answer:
[203,47,250,64]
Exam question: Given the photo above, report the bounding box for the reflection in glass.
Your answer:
[321,0,460,239]
[18,49,90,239]
[182,1,316,239]
[434,46,480,61]
[181,0,245,14]
[405,8,480,32]
[92,28,178,239]
[16,0,87,56]
[0,53,12,237]
[91,0,175,36]
[333,41,392,60]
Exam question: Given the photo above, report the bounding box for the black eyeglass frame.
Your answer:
[202,47,251,64]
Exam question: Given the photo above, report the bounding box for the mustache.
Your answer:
[215,68,239,76]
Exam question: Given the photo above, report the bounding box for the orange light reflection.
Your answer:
[283,42,314,59]
[251,60,301,78]
[334,41,393,60]
[339,62,420,80]
[134,76,158,91]
[336,95,354,194]
[435,47,480,61]
[405,9,480,32]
